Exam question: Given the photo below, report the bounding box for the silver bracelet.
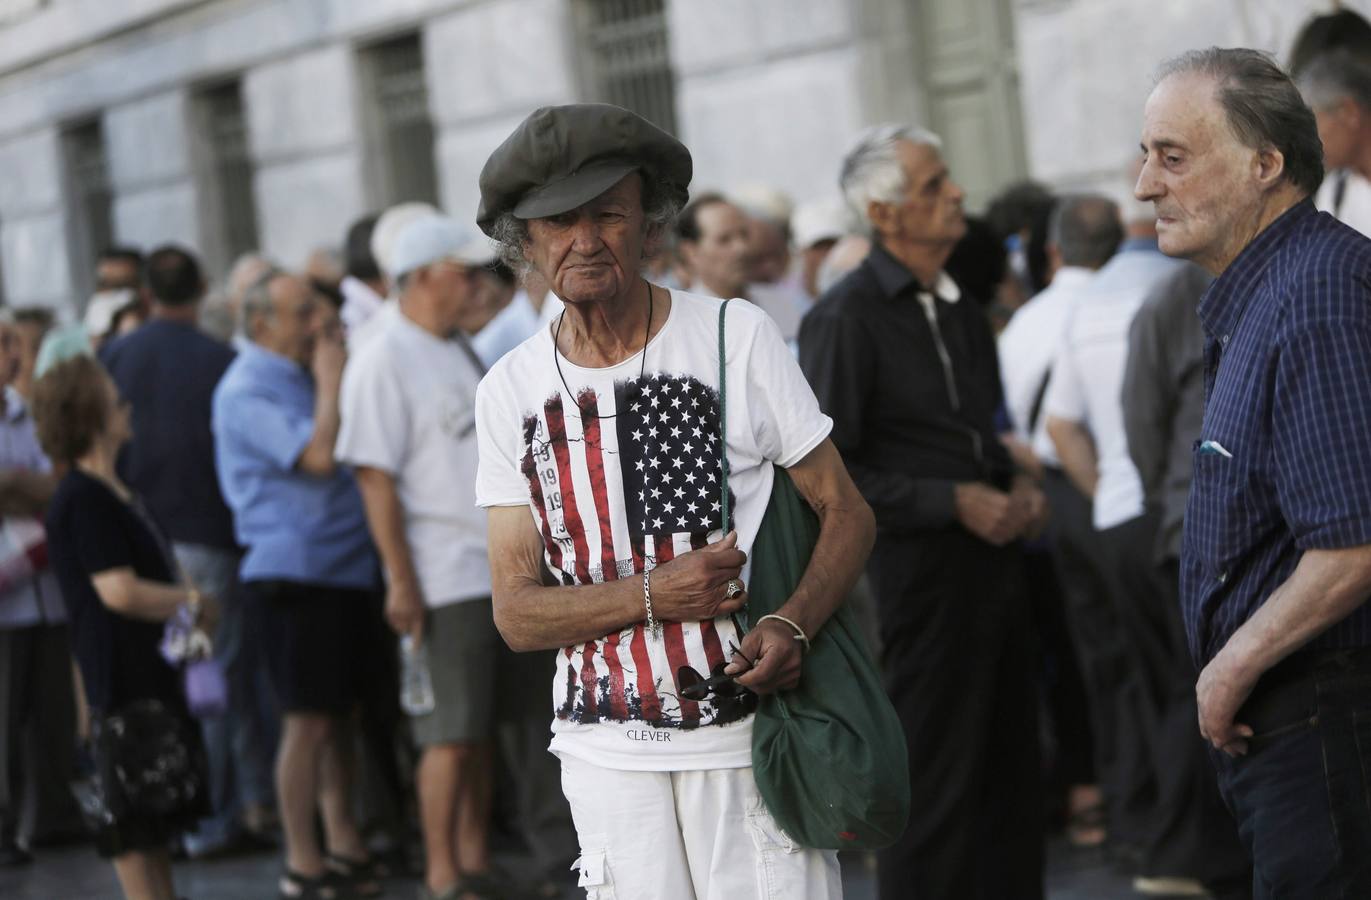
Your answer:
[756,613,811,654]
[643,569,660,639]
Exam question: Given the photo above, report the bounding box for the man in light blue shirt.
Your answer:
[212,270,384,898]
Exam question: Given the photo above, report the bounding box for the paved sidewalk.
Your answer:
[0,837,1147,899]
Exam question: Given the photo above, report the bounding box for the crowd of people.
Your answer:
[4,8,1371,900]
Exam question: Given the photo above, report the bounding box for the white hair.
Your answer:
[839,124,942,226]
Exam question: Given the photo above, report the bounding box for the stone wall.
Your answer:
[1012,0,1369,207]
[1,0,1368,312]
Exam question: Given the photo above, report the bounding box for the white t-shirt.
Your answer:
[1042,253,1172,531]
[1316,169,1371,240]
[336,303,491,607]
[997,266,1097,465]
[475,289,832,772]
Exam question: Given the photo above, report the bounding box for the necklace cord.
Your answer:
[552,283,655,420]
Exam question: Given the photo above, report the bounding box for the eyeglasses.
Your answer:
[677,643,754,702]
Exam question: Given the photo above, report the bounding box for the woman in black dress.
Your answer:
[35,355,212,900]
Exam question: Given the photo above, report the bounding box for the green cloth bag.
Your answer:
[718,300,910,851]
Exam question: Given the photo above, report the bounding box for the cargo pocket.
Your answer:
[745,803,802,899]
[571,840,615,899]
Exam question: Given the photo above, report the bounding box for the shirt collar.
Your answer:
[1197,199,1316,339]
[864,242,962,303]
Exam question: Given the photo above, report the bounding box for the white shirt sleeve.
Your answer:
[997,324,1035,440]
[1042,337,1087,424]
[335,349,409,473]
[474,372,532,508]
[737,302,833,468]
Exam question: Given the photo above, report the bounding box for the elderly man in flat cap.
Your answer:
[473,103,874,898]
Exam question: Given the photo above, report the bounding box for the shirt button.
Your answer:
[1221,334,1230,345]
[1217,570,1229,584]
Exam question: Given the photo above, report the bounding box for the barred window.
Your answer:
[193,80,260,281]
[578,0,678,135]
[359,33,439,208]
[61,119,113,303]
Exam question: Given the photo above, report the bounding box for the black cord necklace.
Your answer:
[552,283,655,420]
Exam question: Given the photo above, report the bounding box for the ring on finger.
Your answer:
[724,578,745,600]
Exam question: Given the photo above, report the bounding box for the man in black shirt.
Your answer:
[800,125,1047,900]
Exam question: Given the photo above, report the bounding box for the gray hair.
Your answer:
[489,174,685,276]
[1048,195,1123,269]
[1157,47,1324,196]
[1296,49,1371,113]
[240,266,287,337]
[839,124,943,226]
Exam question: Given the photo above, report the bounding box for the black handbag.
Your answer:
[71,699,208,830]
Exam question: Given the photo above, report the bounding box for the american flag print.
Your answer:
[519,371,753,729]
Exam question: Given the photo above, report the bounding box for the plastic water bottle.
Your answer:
[399,635,435,716]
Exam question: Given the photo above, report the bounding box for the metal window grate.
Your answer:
[581,0,678,135]
[62,120,113,302]
[363,34,439,207]
[199,81,260,271]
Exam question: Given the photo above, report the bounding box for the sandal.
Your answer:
[325,853,385,897]
[279,868,348,900]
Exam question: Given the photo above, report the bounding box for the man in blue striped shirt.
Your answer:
[1139,47,1371,896]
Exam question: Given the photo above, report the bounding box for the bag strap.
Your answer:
[717,299,731,534]
[1026,365,1052,434]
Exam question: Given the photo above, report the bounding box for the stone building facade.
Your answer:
[0,0,1359,312]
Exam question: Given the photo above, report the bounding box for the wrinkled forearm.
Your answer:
[492,574,646,652]
[1222,545,1371,678]
[354,468,420,589]
[776,492,875,640]
[1047,416,1098,499]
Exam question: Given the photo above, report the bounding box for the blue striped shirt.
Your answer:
[1182,199,1371,665]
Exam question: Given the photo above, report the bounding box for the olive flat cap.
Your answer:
[476,103,692,236]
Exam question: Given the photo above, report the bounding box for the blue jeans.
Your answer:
[174,543,276,851]
[1211,647,1371,899]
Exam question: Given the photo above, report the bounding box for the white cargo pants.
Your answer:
[559,754,843,899]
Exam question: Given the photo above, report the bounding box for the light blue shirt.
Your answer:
[211,343,378,589]
[0,387,64,628]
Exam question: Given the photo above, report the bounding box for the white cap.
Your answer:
[371,202,439,279]
[83,289,138,338]
[389,215,497,280]
[791,196,858,250]
[730,183,793,226]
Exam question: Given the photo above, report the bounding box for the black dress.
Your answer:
[46,469,202,856]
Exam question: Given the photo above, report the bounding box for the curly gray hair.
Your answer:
[489,174,685,275]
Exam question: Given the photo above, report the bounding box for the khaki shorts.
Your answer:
[410,597,501,746]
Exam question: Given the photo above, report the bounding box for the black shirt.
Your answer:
[101,319,238,550]
[799,242,1013,535]
[46,469,183,713]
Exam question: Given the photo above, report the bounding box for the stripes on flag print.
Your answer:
[519,373,751,729]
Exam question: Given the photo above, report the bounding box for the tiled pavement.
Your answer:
[0,837,1150,899]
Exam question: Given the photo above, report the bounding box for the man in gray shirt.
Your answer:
[1122,263,1212,566]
